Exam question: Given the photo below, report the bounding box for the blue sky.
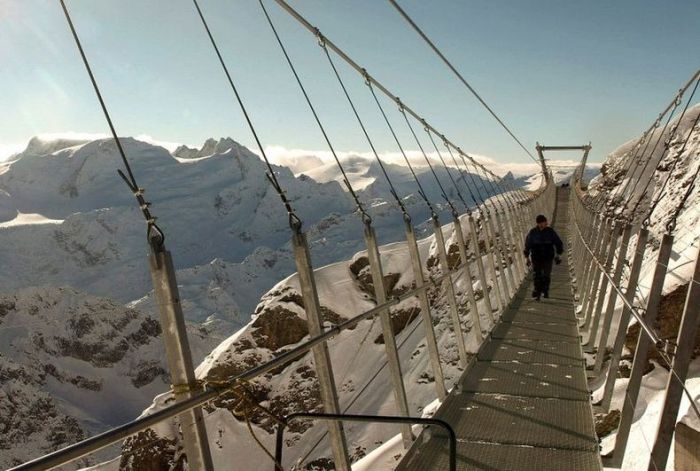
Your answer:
[1,0,698,164]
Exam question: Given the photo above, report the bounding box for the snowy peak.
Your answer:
[20,136,90,158]
[173,137,239,159]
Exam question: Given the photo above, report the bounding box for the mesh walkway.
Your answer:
[398,188,601,470]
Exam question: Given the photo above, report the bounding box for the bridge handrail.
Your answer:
[274,413,457,471]
[10,183,555,471]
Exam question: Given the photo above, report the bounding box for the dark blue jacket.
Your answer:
[524,226,563,262]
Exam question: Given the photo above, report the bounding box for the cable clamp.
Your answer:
[133,188,145,197]
[675,89,683,106]
[139,202,151,211]
[289,213,303,233]
[396,97,404,112]
[666,218,676,233]
[360,68,372,86]
[171,382,193,395]
[314,28,326,47]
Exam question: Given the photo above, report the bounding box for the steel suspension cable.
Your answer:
[271,0,520,203]
[627,95,684,218]
[424,128,470,210]
[595,135,649,212]
[316,37,410,219]
[645,77,700,227]
[459,154,491,207]
[258,0,371,223]
[399,107,458,215]
[365,81,437,217]
[58,0,164,249]
[597,70,700,214]
[665,113,700,232]
[191,0,302,231]
[443,141,480,210]
[386,0,539,166]
[618,86,688,214]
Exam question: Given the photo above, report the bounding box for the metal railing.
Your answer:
[569,167,700,470]
[11,181,556,471]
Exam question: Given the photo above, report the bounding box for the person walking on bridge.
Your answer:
[524,214,563,300]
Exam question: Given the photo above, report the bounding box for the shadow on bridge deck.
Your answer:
[397,188,602,471]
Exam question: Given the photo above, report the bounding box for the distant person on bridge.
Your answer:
[524,214,563,300]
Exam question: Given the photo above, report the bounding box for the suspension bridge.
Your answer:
[8,1,700,470]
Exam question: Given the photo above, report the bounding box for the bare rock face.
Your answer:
[0,286,177,469]
[626,283,700,371]
[120,429,183,471]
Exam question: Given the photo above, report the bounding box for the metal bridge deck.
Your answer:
[398,189,601,470]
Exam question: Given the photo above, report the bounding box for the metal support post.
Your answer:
[607,233,673,466]
[494,209,517,297]
[404,220,448,400]
[585,221,621,349]
[581,218,612,332]
[593,223,632,374]
[600,228,648,411]
[484,212,507,310]
[579,215,604,315]
[468,214,496,323]
[452,216,484,344]
[432,217,469,368]
[363,224,414,447]
[291,232,351,471]
[502,206,525,284]
[513,205,528,282]
[149,250,214,471]
[649,243,700,471]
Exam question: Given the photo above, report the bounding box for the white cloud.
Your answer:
[0,142,25,162]
[133,135,183,152]
[262,145,597,178]
[35,131,109,142]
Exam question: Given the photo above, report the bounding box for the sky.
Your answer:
[0,0,698,165]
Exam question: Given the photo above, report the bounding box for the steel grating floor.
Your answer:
[478,339,583,366]
[398,188,601,470]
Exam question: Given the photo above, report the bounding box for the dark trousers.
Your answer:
[532,258,553,295]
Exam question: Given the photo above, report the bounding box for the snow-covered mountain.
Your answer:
[110,210,501,470]
[0,136,495,332]
[0,132,599,468]
[0,134,527,468]
[0,286,223,469]
[101,106,699,470]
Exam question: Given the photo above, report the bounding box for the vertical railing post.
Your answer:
[593,223,632,374]
[483,211,506,311]
[581,218,613,333]
[579,216,604,316]
[600,228,648,410]
[504,204,526,284]
[494,208,517,297]
[363,223,414,447]
[585,221,621,350]
[149,250,214,471]
[452,216,484,345]
[608,233,673,466]
[404,220,448,400]
[432,216,469,368]
[468,214,496,324]
[291,231,351,470]
[649,242,700,471]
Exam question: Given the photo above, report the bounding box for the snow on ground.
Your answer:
[0,211,64,227]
